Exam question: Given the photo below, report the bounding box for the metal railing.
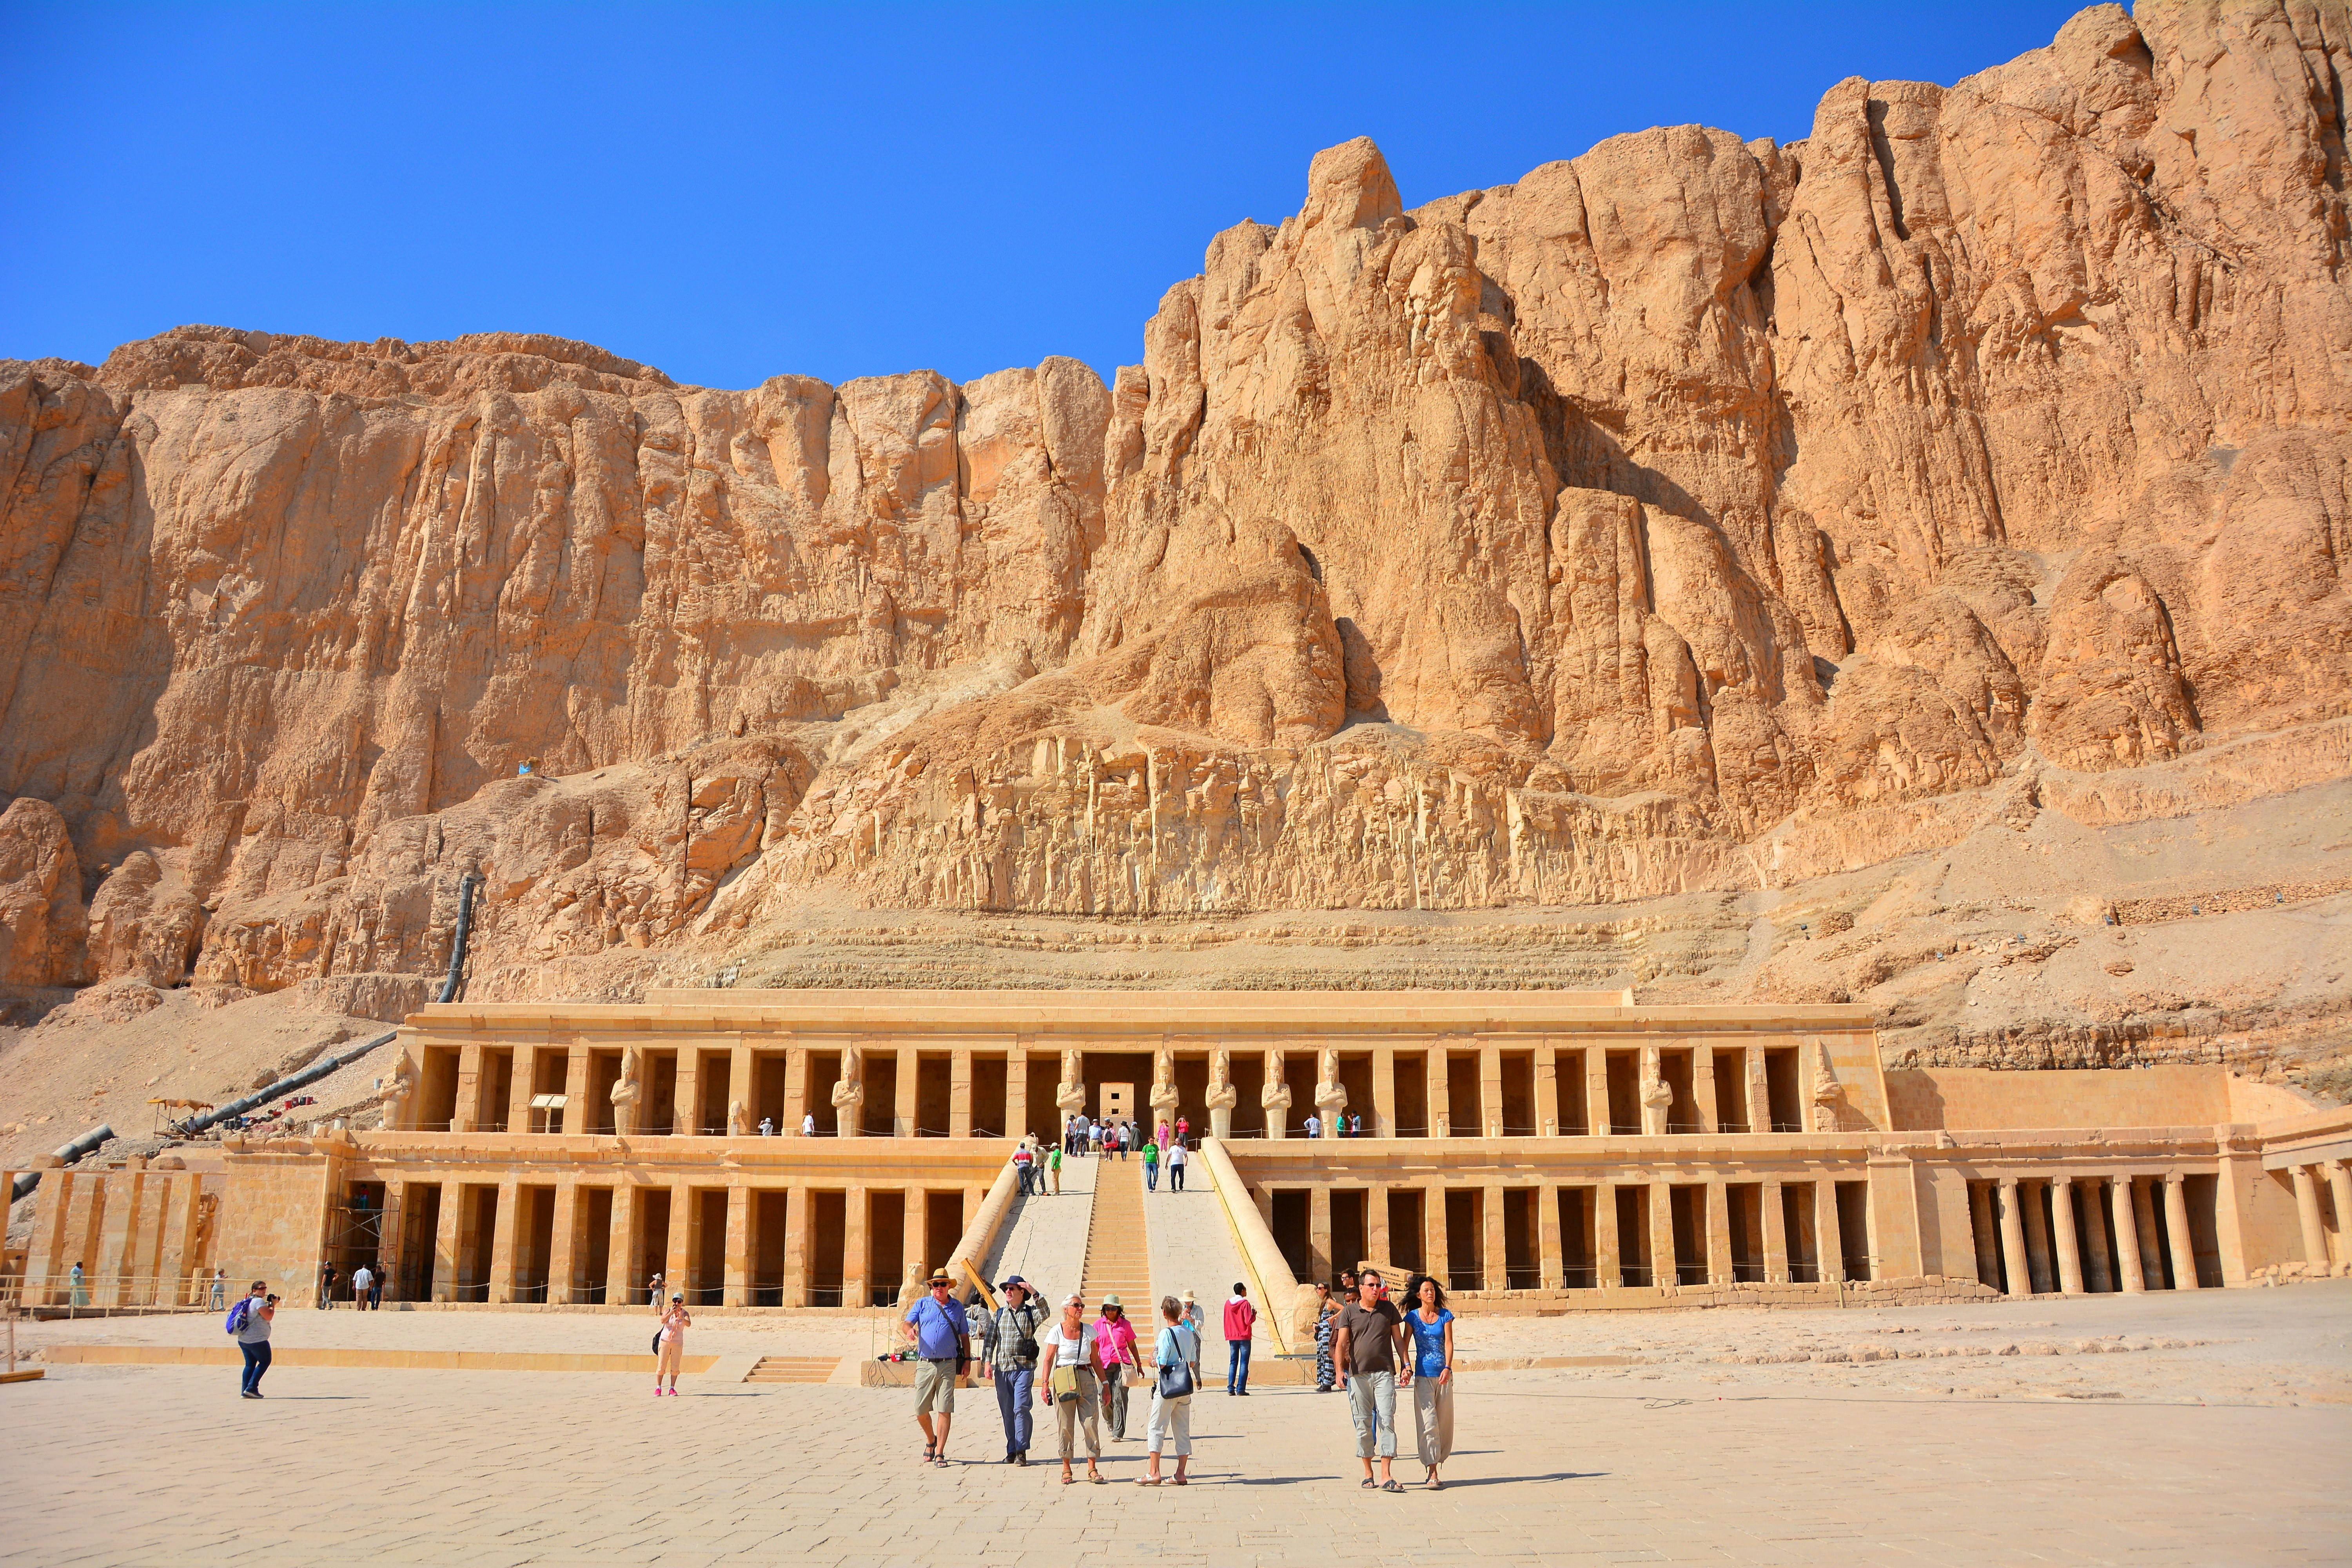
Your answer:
[4,1274,221,1312]
[1561,1265,1599,1289]
[1675,1263,1709,1286]
[1504,1265,1543,1290]
[1619,1264,1654,1287]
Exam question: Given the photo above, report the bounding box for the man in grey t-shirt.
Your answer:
[1334,1270,1408,1490]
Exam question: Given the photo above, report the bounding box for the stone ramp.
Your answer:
[1143,1147,1277,1353]
[974,1147,1095,1306]
[1078,1152,1152,1309]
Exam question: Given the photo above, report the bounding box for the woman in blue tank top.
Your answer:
[1406,1276,1455,1487]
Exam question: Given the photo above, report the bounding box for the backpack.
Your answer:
[225,1298,251,1336]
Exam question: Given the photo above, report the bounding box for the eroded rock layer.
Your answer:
[1,4,2348,1103]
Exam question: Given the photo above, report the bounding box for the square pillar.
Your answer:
[727,1039,755,1134]
[1367,1181,1391,1265]
[1762,1178,1789,1283]
[1584,1046,1610,1135]
[1372,1045,1397,1137]
[1483,1185,1508,1290]
[563,1042,592,1135]
[1744,1045,1769,1133]
[1535,1046,1560,1136]
[1704,1178,1733,1284]
[1005,1045,1029,1143]
[1538,1180,1564,1288]
[2131,1178,2165,1286]
[508,1044,538,1133]
[904,1187,929,1285]
[432,1181,465,1303]
[783,1186,811,1307]
[1648,1183,1675,1287]
[547,1179,581,1304]
[25,1170,74,1303]
[1477,1043,1503,1139]
[895,1047,920,1138]
[782,1045,808,1134]
[158,1173,205,1305]
[1427,1052,1451,1139]
[949,1049,975,1138]
[1693,1047,1720,1135]
[1593,1179,1621,1288]
[487,1176,521,1304]
[606,1183,639,1306]
[97,1169,145,1307]
[843,1185,871,1309]
[452,1041,484,1133]
[724,1185,752,1307]
[1309,1187,1333,1285]
[664,1181,694,1299]
[1815,1179,1845,1285]
[675,1049,702,1136]
[1423,1180,1449,1285]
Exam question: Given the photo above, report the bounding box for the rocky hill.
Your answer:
[3,2,2348,1151]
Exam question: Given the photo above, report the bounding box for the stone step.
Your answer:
[744,1356,842,1384]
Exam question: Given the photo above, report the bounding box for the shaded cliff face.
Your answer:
[0,4,2347,1062]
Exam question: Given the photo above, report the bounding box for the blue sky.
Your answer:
[2,3,2085,390]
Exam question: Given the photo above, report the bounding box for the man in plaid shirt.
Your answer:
[981,1275,1047,1465]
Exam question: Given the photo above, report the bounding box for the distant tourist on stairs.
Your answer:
[1222,1283,1256,1395]
[1167,1138,1186,1192]
[1175,1114,1190,1146]
[1047,1142,1063,1195]
[1013,1141,1036,1196]
[1304,1112,1321,1140]
[1142,1135,1160,1191]
[1155,1117,1171,1152]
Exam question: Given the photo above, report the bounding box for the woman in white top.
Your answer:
[655,1294,690,1396]
[1035,1292,1107,1484]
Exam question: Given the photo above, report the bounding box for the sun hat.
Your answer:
[1100,1294,1123,1308]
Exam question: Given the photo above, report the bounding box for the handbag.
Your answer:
[1155,1328,1195,1400]
[1049,1363,1082,1402]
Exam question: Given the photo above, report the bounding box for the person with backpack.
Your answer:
[227,1281,275,1398]
[902,1271,971,1466]
[1138,1294,1201,1485]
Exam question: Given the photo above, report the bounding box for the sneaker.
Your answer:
[240,1390,260,1399]
[1014,1454,1029,1468]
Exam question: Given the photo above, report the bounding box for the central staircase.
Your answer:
[1077,1154,1153,1312]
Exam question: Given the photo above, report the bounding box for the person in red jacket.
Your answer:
[1222,1282,1258,1395]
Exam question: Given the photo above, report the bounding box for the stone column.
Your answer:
[2076,1177,2114,1292]
[452,1041,484,1133]
[665,1181,695,1302]
[1423,1180,1450,1287]
[1744,1045,1770,1133]
[1372,1045,1397,1137]
[782,1044,808,1134]
[949,1049,974,1138]
[1593,1180,1621,1287]
[1648,1184,1675,1287]
[1996,1177,2033,1298]
[1968,1181,2000,1287]
[2020,1179,2054,1295]
[1703,1178,1733,1284]
[843,1185,871,1309]
[547,1180,580,1304]
[723,1186,751,1307]
[2110,1176,2145,1293]
[1535,1046,1559,1136]
[487,1176,521,1304]
[1537,1181,1564,1287]
[1816,1180,1844,1285]
[25,1169,73,1304]
[1367,1182,1391,1266]
[1477,1043,1503,1139]
[1426,1051,1450,1140]
[2131,1177,2165,1288]
[782,1186,811,1306]
[508,1045,538,1133]
[904,1186,930,1284]
[2292,1165,2329,1269]
[2163,1173,2199,1291]
[2327,1162,2352,1267]
[1762,1179,1789,1283]
[606,1183,639,1307]
[95,1167,144,1307]
[1308,1187,1333,1286]
[432,1181,465,1303]
[1585,1045,1610,1135]
[1483,1185,1508,1290]
[675,1049,702,1136]
[895,1047,920,1138]
[1693,1046,1720,1134]
[563,1042,592,1135]
[1006,1044,1030,1143]
[157,1173,205,1305]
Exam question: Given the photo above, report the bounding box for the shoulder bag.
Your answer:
[1156,1327,1196,1400]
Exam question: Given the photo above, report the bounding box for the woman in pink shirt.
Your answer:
[1095,1296,1144,1440]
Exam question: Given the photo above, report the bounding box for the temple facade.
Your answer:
[11,990,2350,1323]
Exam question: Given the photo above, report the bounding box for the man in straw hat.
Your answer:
[901,1269,972,1468]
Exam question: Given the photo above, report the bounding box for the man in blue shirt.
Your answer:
[902,1272,972,1466]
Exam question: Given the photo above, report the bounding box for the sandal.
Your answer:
[932,1454,950,1468]
[1171,1476,1188,1486]
[921,1443,936,1463]
[1359,1478,1379,1490]
[1088,1469,1107,1484]
[1381,1479,1406,1493]
[1060,1473,1076,1485]
[1136,1476,1163,1486]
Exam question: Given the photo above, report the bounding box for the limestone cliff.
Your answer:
[2,4,2349,1121]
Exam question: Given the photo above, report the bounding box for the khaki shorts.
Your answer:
[914,1357,959,1415]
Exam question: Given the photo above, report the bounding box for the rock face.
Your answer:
[0,5,2348,1087]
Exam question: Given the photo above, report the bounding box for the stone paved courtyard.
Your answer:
[3,1283,2346,1566]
